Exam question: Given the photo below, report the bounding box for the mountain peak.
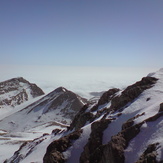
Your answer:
[0,77,44,108]
[54,87,67,93]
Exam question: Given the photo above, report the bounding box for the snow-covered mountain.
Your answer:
[42,68,163,163]
[0,77,44,109]
[1,68,163,163]
[0,87,87,132]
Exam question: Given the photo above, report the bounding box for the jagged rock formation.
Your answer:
[43,129,82,163]
[70,88,120,131]
[0,77,44,108]
[42,72,163,163]
[70,76,158,131]
[80,119,111,163]
[1,68,163,163]
[110,76,158,112]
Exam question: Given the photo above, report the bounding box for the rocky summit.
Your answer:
[0,77,44,108]
[1,69,163,163]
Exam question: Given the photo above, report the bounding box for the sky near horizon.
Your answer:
[0,0,163,68]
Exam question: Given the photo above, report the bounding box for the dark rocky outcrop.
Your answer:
[122,112,145,130]
[70,88,119,131]
[69,104,94,130]
[70,77,157,131]
[110,77,158,112]
[69,76,159,163]
[99,110,163,163]
[91,88,120,112]
[80,119,111,163]
[0,77,44,108]
[159,103,163,112]
[43,129,82,163]
[135,143,159,163]
[99,122,144,163]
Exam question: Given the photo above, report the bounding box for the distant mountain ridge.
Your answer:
[0,77,44,108]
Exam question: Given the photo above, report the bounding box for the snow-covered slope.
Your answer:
[0,87,87,132]
[0,86,87,162]
[42,68,163,163]
[3,68,163,163]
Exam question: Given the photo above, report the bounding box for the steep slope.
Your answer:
[0,87,87,132]
[0,77,44,109]
[43,68,163,163]
[3,68,163,163]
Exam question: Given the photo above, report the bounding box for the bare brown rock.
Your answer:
[110,77,158,112]
[69,104,94,130]
[80,119,111,163]
[159,103,163,112]
[135,143,159,163]
[43,129,82,163]
[91,88,120,112]
[70,88,119,131]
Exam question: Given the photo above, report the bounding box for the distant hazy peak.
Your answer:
[0,77,44,108]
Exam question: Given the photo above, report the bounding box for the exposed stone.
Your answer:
[135,143,159,163]
[110,77,158,112]
[145,111,163,122]
[70,88,120,131]
[159,103,163,112]
[0,77,44,108]
[122,112,145,130]
[100,134,126,163]
[43,129,82,163]
[98,122,144,163]
[91,88,120,112]
[146,97,151,101]
[80,119,111,163]
[69,104,94,130]
[98,111,163,163]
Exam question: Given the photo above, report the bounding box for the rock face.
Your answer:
[135,143,159,163]
[43,75,163,163]
[91,88,120,112]
[43,129,82,163]
[99,122,144,163]
[80,119,111,163]
[70,88,120,131]
[0,77,44,108]
[70,77,158,131]
[110,77,158,112]
[159,103,163,112]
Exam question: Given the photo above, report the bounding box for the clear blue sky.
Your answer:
[0,0,163,67]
